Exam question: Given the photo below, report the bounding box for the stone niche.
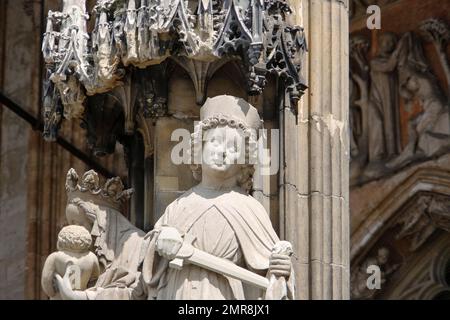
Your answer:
[153,60,279,227]
[155,60,253,219]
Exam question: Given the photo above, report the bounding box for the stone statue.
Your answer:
[42,95,294,300]
[387,32,450,169]
[351,247,399,299]
[51,169,147,300]
[349,27,450,184]
[141,95,295,300]
[41,225,100,299]
[349,35,370,183]
[366,32,403,171]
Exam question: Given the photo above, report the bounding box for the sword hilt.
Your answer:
[169,258,184,270]
[169,233,196,270]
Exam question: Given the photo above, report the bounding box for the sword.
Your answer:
[168,234,270,290]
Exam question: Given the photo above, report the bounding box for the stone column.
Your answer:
[284,0,350,300]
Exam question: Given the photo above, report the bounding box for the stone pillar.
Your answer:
[284,0,350,300]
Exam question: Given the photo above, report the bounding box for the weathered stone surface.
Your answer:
[0,0,41,299]
[154,117,196,221]
[286,0,350,300]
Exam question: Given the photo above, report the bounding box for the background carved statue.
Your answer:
[421,19,450,102]
[366,32,403,172]
[49,169,147,300]
[350,24,450,184]
[350,35,370,182]
[141,95,295,300]
[387,32,450,169]
[351,247,400,299]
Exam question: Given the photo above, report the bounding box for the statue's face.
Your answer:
[405,75,419,92]
[65,201,93,231]
[202,125,245,179]
[379,34,396,54]
[377,248,390,265]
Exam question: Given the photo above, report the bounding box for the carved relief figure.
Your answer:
[351,247,399,299]
[141,95,295,300]
[396,194,450,252]
[367,33,403,168]
[421,19,450,100]
[350,35,370,181]
[349,20,450,184]
[387,32,450,169]
[41,225,100,300]
[41,0,307,143]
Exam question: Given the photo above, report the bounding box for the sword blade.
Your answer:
[179,247,269,290]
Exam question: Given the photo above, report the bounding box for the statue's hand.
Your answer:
[54,270,87,300]
[156,226,183,260]
[269,253,292,278]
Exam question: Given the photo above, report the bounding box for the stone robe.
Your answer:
[85,206,146,300]
[142,185,294,300]
[368,52,401,161]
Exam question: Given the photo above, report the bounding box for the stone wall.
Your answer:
[0,1,41,299]
[0,1,128,299]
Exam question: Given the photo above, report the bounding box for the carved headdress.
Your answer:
[65,168,133,211]
[199,95,263,131]
[190,95,262,191]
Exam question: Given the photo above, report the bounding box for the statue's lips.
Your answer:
[208,157,226,166]
[206,160,233,171]
[210,162,225,167]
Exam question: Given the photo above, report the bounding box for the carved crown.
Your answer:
[65,168,133,211]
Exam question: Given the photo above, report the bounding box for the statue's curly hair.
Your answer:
[189,115,258,193]
[57,225,92,252]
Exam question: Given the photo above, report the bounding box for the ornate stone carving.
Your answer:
[264,2,307,105]
[384,236,450,300]
[135,64,169,118]
[350,166,450,299]
[420,19,450,99]
[351,247,400,299]
[41,0,307,144]
[42,0,91,121]
[42,68,64,141]
[387,33,450,169]
[350,23,450,185]
[43,96,295,300]
[368,32,402,164]
[396,193,450,251]
[350,35,370,180]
